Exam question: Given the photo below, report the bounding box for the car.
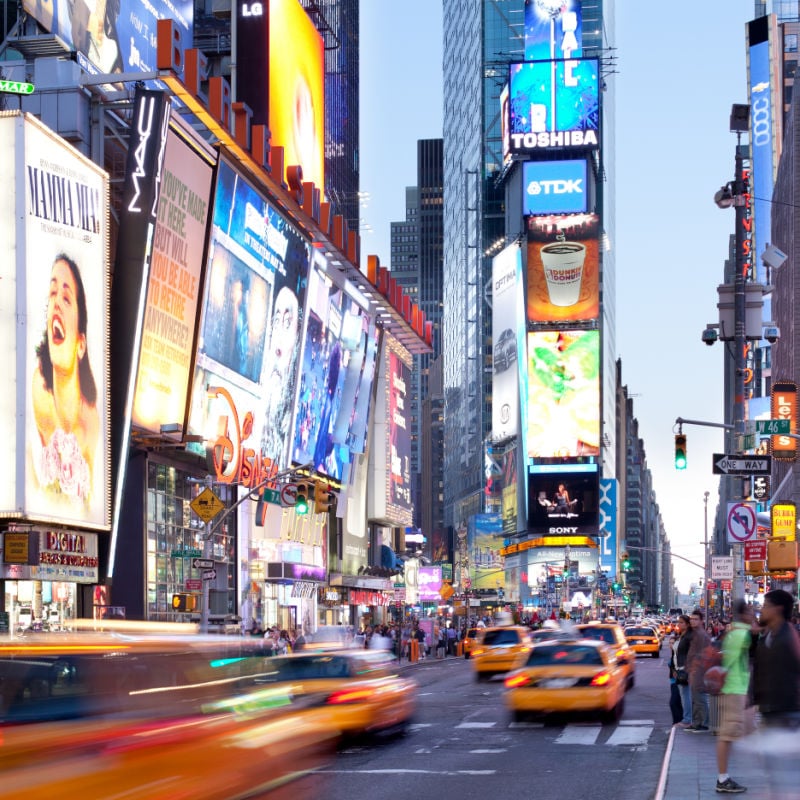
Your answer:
[255,649,417,739]
[504,636,627,724]
[0,626,338,799]
[462,627,480,658]
[624,625,661,658]
[493,328,518,373]
[575,622,636,690]
[471,625,533,681]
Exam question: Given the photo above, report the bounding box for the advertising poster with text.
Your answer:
[526,330,599,458]
[389,351,412,511]
[524,0,583,61]
[467,513,504,590]
[21,116,110,529]
[527,213,599,323]
[528,468,599,535]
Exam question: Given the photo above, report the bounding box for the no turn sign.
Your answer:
[727,502,757,544]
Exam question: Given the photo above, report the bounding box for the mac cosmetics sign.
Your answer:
[523,159,588,216]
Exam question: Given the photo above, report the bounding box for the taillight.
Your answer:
[505,673,531,689]
[472,648,485,657]
[590,671,611,687]
[326,687,374,705]
[615,648,626,659]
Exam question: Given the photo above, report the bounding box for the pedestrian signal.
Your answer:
[171,593,195,612]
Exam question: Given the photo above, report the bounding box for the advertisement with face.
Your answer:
[528,467,599,535]
[524,0,583,61]
[22,0,193,75]
[15,115,110,529]
[290,253,373,481]
[526,330,599,458]
[131,122,214,433]
[467,512,504,590]
[508,58,599,153]
[389,351,412,510]
[188,158,309,474]
[492,243,521,441]
[523,160,588,217]
[527,213,599,323]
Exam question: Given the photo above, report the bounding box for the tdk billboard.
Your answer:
[522,159,588,215]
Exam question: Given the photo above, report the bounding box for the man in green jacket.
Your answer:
[715,599,754,794]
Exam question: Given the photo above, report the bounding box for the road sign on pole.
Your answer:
[727,502,757,543]
[190,488,226,521]
[713,454,772,475]
[192,558,214,570]
[280,483,298,507]
[755,419,791,435]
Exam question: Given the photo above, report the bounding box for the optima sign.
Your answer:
[523,160,588,215]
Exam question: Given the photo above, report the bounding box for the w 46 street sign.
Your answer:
[713,454,771,475]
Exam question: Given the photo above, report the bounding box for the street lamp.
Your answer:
[704,490,710,614]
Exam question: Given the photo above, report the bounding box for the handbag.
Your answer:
[675,667,689,686]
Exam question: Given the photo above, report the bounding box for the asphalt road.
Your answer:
[291,648,675,800]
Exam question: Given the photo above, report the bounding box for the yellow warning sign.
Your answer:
[190,487,225,522]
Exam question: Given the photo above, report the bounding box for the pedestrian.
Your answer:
[714,599,754,794]
[670,614,692,727]
[685,609,711,733]
[446,623,457,656]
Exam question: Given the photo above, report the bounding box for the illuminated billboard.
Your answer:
[131,112,215,434]
[524,0,583,62]
[527,213,599,323]
[467,512,504,590]
[22,0,193,75]
[418,566,444,602]
[522,160,588,216]
[187,158,310,478]
[290,252,377,482]
[771,380,797,461]
[526,330,600,458]
[0,113,110,529]
[508,58,599,153]
[528,466,599,535]
[388,351,412,509]
[492,243,522,441]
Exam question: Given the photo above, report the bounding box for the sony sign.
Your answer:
[523,159,588,216]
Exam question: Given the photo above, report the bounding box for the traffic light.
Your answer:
[612,581,621,592]
[313,481,333,514]
[295,481,311,515]
[621,552,631,571]
[674,433,687,470]
[171,593,195,612]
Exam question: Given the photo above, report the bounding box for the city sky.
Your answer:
[359,0,759,593]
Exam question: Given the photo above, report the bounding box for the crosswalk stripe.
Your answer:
[605,724,653,746]
[555,724,602,745]
[457,721,497,729]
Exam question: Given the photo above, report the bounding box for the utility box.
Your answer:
[767,540,799,571]
[717,283,767,340]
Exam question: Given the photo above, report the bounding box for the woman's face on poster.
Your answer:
[270,288,298,378]
[47,258,85,376]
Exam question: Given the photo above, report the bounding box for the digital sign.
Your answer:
[508,58,599,153]
[523,159,588,216]
[389,351,412,509]
[492,243,521,441]
[771,380,798,461]
[524,0,583,62]
[526,330,600,459]
[467,512,505,590]
[0,114,110,530]
[527,213,599,323]
[528,467,599,535]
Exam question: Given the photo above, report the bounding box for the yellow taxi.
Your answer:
[255,649,417,738]
[471,625,533,681]
[623,624,662,658]
[0,625,338,799]
[575,622,636,690]
[462,627,480,659]
[503,636,627,723]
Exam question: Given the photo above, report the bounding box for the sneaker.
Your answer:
[716,777,746,793]
[685,725,710,733]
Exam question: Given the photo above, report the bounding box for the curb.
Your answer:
[653,723,677,800]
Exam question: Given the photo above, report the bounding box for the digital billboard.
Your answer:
[771,380,798,461]
[290,252,377,482]
[187,158,310,477]
[418,566,444,602]
[528,466,599,535]
[508,58,599,153]
[389,351,412,509]
[131,116,215,434]
[527,213,599,323]
[526,330,600,458]
[467,512,504,590]
[0,113,110,530]
[598,478,618,578]
[524,0,583,62]
[22,0,193,75]
[522,159,588,216]
[492,243,521,441]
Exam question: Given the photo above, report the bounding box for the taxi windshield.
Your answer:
[526,645,604,667]
[482,629,521,646]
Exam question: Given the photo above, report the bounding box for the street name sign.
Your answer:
[713,454,772,475]
[756,419,791,435]
[261,487,282,506]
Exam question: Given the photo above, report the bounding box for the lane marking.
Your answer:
[606,725,654,747]
[555,724,602,746]
[469,748,507,754]
[456,721,497,729]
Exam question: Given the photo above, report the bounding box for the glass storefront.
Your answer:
[4,580,77,632]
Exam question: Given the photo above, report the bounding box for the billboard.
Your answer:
[467,512,504,590]
[0,113,110,529]
[508,58,599,153]
[131,112,215,433]
[771,380,798,461]
[528,467,599,535]
[526,330,600,458]
[418,566,444,602]
[598,478,617,578]
[527,213,599,322]
[22,0,193,75]
[524,0,583,62]
[290,252,377,482]
[492,243,521,441]
[388,351,412,509]
[187,158,310,477]
[522,159,588,216]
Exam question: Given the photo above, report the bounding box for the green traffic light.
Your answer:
[674,434,687,470]
[295,496,308,515]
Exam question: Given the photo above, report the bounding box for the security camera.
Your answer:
[714,185,735,209]
[762,244,788,270]
[701,326,719,346]
[764,325,780,344]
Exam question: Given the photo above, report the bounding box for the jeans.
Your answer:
[677,682,692,724]
[690,683,709,728]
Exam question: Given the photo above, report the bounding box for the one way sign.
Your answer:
[712,454,772,475]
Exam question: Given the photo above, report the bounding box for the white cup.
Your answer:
[540,241,586,307]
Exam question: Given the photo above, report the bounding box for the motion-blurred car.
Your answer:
[0,625,337,799]
[255,649,416,738]
[462,627,480,658]
[575,622,636,689]
[471,626,533,681]
[624,625,661,658]
[504,637,627,723]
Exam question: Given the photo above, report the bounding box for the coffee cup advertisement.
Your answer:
[527,213,600,323]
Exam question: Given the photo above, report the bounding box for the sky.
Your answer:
[359,0,759,593]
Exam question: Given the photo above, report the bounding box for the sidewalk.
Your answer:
[658,723,781,800]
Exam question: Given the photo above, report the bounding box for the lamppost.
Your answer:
[704,490,710,615]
